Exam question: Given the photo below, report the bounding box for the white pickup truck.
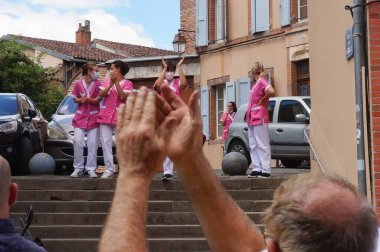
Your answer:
[224,96,311,168]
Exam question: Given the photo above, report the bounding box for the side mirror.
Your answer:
[295,114,308,123]
[28,109,37,118]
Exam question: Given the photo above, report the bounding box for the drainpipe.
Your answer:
[353,0,367,195]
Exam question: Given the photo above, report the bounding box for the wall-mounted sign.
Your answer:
[346,27,354,60]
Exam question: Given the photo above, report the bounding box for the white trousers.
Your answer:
[248,124,271,174]
[163,156,174,175]
[100,124,116,173]
[73,127,99,172]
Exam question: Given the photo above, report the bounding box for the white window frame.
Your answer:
[298,0,308,21]
[216,84,226,138]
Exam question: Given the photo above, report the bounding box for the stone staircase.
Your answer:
[10,170,303,252]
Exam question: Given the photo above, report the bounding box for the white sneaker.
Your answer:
[88,171,98,178]
[101,170,113,179]
[70,169,83,178]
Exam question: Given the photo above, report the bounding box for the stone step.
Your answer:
[11,212,264,226]
[16,189,274,201]
[12,200,272,213]
[30,224,265,240]
[29,225,203,239]
[12,176,288,191]
[42,237,211,252]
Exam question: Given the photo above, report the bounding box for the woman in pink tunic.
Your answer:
[97,60,133,179]
[220,101,237,141]
[70,63,101,178]
[154,57,187,180]
[246,62,275,178]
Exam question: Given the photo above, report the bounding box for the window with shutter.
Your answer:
[216,85,226,138]
[236,78,251,107]
[196,0,208,46]
[251,0,270,33]
[281,0,291,26]
[200,86,210,140]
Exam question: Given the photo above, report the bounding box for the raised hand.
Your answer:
[177,56,185,66]
[116,87,176,179]
[160,84,203,163]
[161,57,168,69]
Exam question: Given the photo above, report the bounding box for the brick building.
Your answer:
[195,0,309,168]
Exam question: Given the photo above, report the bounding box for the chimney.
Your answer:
[76,20,91,45]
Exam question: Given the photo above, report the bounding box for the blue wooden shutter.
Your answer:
[225,81,235,103]
[196,0,208,46]
[251,0,256,33]
[236,78,251,107]
[255,0,270,32]
[200,86,210,140]
[281,0,291,26]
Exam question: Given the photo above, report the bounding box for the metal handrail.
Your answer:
[304,129,325,173]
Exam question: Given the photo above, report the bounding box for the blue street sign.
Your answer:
[346,27,354,60]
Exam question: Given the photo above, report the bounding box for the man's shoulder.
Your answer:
[0,235,47,252]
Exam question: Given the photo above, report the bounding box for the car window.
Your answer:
[57,95,78,115]
[0,95,18,116]
[278,100,309,123]
[303,98,311,109]
[21,97,31,115]
[268,101,275,123]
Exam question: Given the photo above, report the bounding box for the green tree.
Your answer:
[0,39,65,117]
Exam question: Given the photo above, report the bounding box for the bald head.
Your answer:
[263,173,378,252]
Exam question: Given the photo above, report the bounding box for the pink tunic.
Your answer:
[246,77,271,126]
[220,112,236,140]
[71,79,101,130]
[97,79,133,126]
[154,78,185,98]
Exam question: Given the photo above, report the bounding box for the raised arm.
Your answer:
[160,85,266,252]
[154,57,168,92]
[98,88,175,252]
[177,57,187,89]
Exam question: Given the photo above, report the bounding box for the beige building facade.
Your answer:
[309,0,380,218]
[196,0,310,168]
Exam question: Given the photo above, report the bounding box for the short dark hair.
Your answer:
[166,60,177,72]
[82,63,96,76]
[113,60,130,76]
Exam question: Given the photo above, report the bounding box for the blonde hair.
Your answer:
[251,62,266,78]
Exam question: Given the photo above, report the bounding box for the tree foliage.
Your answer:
[0,39,65,117]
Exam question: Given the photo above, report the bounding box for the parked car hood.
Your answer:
[51,114,74,134]
[0,114,19,121]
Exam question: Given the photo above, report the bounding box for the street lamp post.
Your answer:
[172,29,196,55]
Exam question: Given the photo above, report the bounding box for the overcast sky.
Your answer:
[0,0,180,50]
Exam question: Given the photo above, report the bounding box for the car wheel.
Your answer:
[16,137,33,175]
[281,159,302,168]
[228,140,251,165]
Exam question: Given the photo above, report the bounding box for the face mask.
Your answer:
[91,72,100,81]
[165,72,175,81]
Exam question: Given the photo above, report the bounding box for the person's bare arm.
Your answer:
[177,57,187,89]
[154,57,168,92]
[98,88,175,252]
[114,81,127,101]
[98,83,114,98]
[161,85,266,252]
[259,86,275,105]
